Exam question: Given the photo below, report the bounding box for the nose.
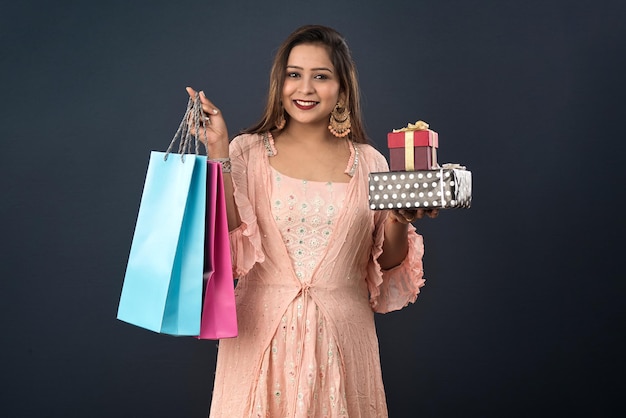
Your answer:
[297,77,315,94]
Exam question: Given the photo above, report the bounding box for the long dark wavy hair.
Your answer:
[242,25,368,144]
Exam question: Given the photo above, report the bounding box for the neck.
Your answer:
[280,120,333,145]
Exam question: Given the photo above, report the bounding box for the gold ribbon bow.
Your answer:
[392,120,429,133]
[392,121,430,170]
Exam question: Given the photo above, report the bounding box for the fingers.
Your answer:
[392,209,418,224]
[185,86,197,98]
[413,209,439,219]
[199,91,220,115]
[184,87,230,150]
[391,208,439,224]
[186,87,220,116]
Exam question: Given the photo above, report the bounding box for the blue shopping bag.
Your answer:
[117,151,207,336]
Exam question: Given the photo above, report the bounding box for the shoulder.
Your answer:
[229,132,267,158]
[230,132,262,148]
[355,142,389,172]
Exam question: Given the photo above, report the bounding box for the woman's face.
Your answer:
[281,43,341,129]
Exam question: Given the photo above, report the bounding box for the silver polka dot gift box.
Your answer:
[368,164,472,210]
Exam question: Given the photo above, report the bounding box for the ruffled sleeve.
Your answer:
[363,146,426,313]
[228,135,265,277]
[368,219,425,313]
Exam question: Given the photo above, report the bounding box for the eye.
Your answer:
[287,72,300,78]
[314,74,329,80]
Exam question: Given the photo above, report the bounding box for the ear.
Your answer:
[337,92,348,106]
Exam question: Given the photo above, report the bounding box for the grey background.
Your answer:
[1,0,624,417]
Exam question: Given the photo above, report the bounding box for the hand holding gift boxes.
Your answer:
[369,121,472,210]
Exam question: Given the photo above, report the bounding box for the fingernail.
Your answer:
[212,109,218,114]
[200,91,206,97]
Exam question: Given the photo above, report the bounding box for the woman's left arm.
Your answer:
[377,209,438,270]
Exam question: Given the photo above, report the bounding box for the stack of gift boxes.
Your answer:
[369,121,472,210]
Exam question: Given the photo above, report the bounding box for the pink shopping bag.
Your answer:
[199,160,238,339]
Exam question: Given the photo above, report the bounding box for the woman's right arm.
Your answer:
[185,87,242,231]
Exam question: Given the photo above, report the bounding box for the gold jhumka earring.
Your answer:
[328,102,351,138]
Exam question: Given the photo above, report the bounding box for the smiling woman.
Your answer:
[185,24,436,417]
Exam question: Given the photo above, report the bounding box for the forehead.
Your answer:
[287,43,334,69]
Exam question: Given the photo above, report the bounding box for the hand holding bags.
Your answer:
[117,95,237,339]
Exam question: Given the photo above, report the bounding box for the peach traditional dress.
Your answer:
[209,133,425,418]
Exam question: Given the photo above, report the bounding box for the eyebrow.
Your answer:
[286,65,333,73]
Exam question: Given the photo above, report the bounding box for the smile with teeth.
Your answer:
[294,100,319,109]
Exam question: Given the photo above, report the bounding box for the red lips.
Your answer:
[293,100,318,110]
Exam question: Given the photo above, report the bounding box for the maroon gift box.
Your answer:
[387,127,438,171]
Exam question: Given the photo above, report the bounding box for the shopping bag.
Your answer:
[117,94,238,339]
[117,151,207,336]
[117,95,210,336]
[199,161,238,339]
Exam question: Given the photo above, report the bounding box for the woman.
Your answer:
[187,24,436,417]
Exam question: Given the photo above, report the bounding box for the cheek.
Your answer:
[324,83,341,101]
[282,80,295,97]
